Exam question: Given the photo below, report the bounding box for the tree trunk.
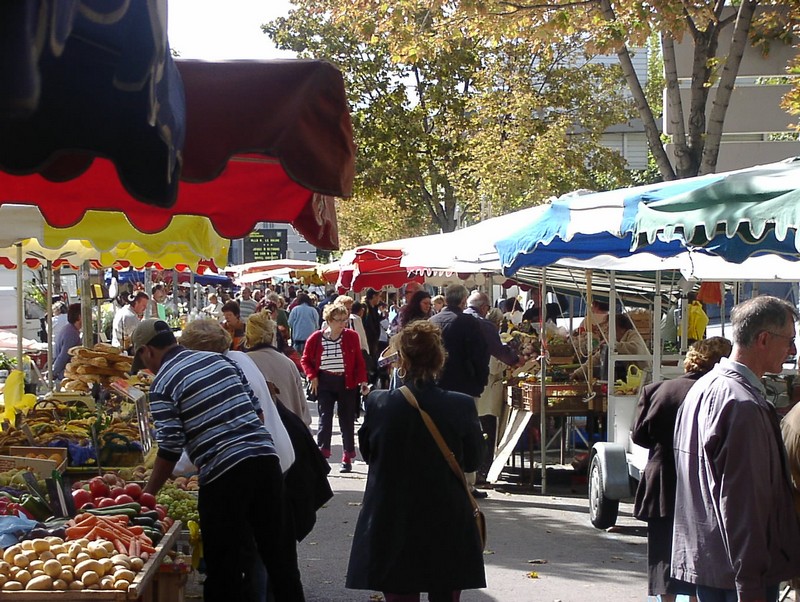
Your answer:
[700,0,759,175]
[598,0,676,180]
[680,26,717,178]
[662,33,692,176]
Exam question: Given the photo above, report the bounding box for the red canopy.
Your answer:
[336,248,423,292]
[0,59,355,250]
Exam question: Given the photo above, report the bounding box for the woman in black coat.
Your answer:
[346,321,486,601]
[632,336,731,602]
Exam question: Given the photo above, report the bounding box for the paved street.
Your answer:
[298,411,654,602]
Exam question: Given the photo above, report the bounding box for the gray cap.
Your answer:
[131,319,173,354]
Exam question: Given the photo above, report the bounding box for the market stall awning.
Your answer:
[0,59,355,250]
[0,208,228,272]
[229,259,321,278]
[493,178,723,276]
[633,158,800,262]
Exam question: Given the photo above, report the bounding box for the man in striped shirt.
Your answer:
[135,319,305,602]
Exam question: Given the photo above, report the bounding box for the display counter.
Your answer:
[498,381,608,479]
[0,521,183,600]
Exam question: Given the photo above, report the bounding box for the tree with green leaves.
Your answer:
[296,0,798,181]
[266,4,634,242]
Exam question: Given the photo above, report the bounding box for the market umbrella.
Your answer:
[0,59,355,250]
[632,158,800,262]
[0,210,229,271]
[335,247,424,293]
[0,1,181,204]
[492,179,727,277]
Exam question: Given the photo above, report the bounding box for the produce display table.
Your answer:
[0,521,183,601]
[502,382,607,473]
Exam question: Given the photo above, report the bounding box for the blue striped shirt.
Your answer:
[149,346,276,485]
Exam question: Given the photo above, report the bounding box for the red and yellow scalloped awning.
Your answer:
[0,207,228,271]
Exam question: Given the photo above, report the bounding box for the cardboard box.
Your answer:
[0,446,69,475]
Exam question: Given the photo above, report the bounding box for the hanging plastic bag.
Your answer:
[688,301,709,341]
[1,370,36,426]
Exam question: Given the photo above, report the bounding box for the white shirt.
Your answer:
[111,305,140,350]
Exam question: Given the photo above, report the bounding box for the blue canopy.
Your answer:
[494,177,722,276]
[112,269,232,288]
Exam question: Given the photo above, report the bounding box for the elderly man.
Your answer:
[465,291,519,485]
[430,285,490,498]
[672,296,800,602]
[134,319,305,601]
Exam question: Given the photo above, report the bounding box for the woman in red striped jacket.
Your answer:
[301,303,368,473]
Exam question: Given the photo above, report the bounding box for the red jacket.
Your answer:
[301,328,367,390]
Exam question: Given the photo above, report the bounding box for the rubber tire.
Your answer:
[589,454,619,529]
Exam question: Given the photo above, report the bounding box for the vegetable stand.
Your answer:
[0,520,183,600]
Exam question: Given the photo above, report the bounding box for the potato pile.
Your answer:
[60,344,133,392]
[0,536,144,591]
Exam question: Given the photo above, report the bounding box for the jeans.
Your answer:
[198,455,304,602]
[293,340,306,354]
[696,584,779,602]
[316,371,358,459]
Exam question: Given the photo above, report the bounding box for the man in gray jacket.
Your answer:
[672,296,800,602]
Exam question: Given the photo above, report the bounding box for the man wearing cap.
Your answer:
[134,319,305,602]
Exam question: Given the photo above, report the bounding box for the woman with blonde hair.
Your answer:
[246,311,312,427]
[347,321,485,600]
[301,303,368,472]
[632,336,732,602]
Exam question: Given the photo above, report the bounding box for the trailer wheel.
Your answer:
[589,454,619,529]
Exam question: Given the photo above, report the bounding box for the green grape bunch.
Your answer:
[157,484,199,523]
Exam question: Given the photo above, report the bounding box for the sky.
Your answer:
[167,0,296,60]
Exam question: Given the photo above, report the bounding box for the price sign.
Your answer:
[243,229,288,263]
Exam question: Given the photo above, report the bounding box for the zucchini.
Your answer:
[83,502,140,518]
[131,516,156,527]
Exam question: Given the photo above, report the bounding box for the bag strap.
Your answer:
[399,386,481,516]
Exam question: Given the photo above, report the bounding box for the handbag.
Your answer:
[399,386,487,550]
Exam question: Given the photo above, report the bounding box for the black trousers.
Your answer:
[477,415,497,482]
[198,455,305,602]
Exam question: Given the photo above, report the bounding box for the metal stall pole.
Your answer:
[80,261,93,348]
[143,270,152,318]
[15,244,23,371]
[539,267,548,493]
[653,271,663,383]
[47,262,54,391]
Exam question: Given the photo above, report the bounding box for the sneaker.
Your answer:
[340,462,352,473]
[470,488,488,499]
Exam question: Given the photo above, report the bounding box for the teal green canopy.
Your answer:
[633,158,800,262]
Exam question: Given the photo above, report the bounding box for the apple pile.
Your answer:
[71,474,162,520]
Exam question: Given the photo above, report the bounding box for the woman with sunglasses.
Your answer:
[301,303,369,472]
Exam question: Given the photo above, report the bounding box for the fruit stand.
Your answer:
[0,331,203,598]
[0,520,184,600]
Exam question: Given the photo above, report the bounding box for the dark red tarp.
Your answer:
[0,59,355,249]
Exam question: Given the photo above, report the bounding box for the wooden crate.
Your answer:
[505,383,523,409]
[520,382,541,412]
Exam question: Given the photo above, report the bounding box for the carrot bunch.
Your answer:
[64,513,156,559]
